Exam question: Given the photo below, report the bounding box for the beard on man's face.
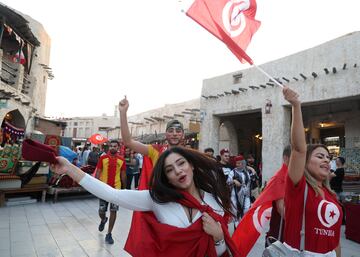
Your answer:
[110,149,117,154]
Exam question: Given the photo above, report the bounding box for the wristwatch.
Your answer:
[214,239,225,246]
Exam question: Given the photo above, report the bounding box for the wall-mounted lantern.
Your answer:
[265,99,272,114]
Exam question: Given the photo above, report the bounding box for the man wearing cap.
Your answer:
[118,96,185,189]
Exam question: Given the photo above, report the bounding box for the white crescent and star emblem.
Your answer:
[252,206,272,233]
[222,0,250,38]
[317,200,340,228]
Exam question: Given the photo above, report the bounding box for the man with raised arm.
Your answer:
[119,96,185,189]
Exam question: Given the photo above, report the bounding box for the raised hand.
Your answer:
[119,96,129,113]
[283,86,300,106]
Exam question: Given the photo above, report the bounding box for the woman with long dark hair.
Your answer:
[282,86,343,257]
[51,146,239,257]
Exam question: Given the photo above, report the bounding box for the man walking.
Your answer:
[95,140,126,244]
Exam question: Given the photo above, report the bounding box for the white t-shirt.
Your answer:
[79,174,227,255]
[135,153,143,169]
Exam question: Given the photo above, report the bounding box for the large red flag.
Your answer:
[186,0,261,64]
[232,164,288,257]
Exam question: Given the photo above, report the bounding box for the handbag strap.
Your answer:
[300,183,308,252]
[278,207,284,241]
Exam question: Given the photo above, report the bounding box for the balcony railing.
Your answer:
[0,49,33,104]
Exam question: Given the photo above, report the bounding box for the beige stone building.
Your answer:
[63,114,119,146]
[63,98,201,147]
[0,3,52,142]
[199,32,360,182]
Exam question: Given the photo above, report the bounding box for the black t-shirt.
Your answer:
[249,172,259,190]
[330,168,345,193]
[219,163,234,180]
[87,151,99,166]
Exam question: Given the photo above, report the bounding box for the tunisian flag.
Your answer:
[232,164,288,257]
[186,0,261,64]
[125,146,167,254]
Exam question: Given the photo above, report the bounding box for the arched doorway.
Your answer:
[1,109,26,145]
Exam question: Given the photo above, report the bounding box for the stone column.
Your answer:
[199,111,220,154]
[261,104,291,182]
[219,121,238,155]
[14,63,24,91]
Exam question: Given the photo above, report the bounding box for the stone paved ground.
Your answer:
[0,196,359,257]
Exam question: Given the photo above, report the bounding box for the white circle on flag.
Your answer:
[95,135,103,141]
[252,206,272,233]
[222,0,250,38]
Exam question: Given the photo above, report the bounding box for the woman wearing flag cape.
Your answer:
[51,146,241,257]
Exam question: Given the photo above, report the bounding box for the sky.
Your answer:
[1,0,359,118]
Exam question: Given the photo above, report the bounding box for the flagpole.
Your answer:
[252,64,284,88]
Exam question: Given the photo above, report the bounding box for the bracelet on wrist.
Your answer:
[214,239,225,246]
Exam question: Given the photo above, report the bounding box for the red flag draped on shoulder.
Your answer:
[138,156,154,190]
[124,145,167,254]
[186,0,261,64]
[232,164,288,257]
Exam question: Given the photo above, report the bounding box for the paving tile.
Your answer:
[71,230,95,241]
[11,241,36,256]
[9,222,29,232]
[0,222,9,229]
[47,222,67,229]
[30,224,52,236]
[0,227,9,237]
[78,239,104,250]
[105,243,131,257]
[9,216,27,224]
[36,246,63,257]
[55,237,81,248]
[86,248,114,257]
[28,217,47,226]
[0,249,10,257]
[59,246,88,257]
[32,236,58,249]
[0,239,10,250]
[12,254,37,257]
[55,210,73,217]
[10,231,33,243]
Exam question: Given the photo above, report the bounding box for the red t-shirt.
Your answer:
[284,176,342,253]
[96,154,126,189]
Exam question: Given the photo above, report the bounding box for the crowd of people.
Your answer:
[50,87,345,257]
